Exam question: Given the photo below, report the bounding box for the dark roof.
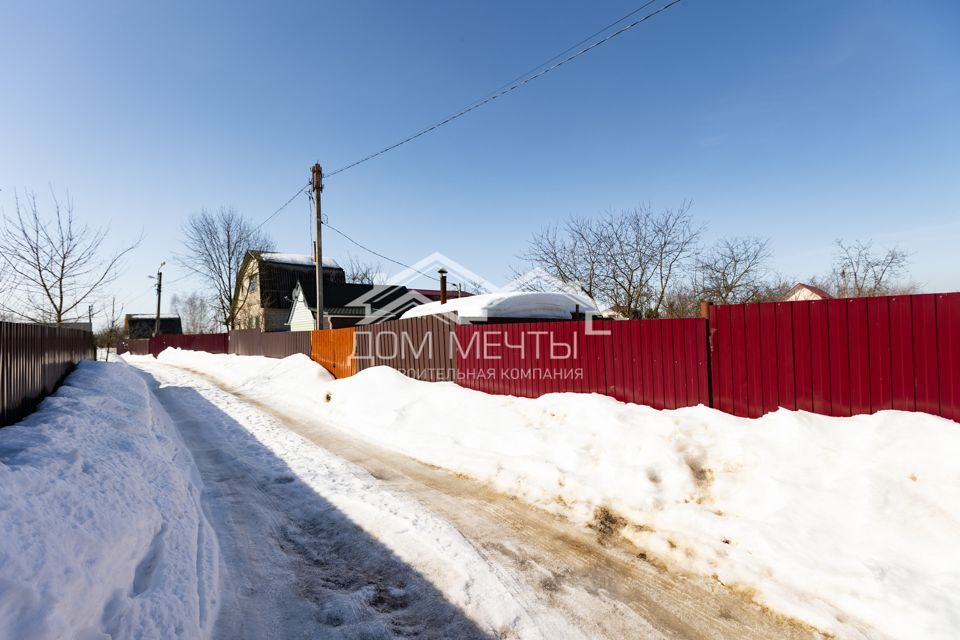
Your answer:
[301,282,411,311]
[125,314,183,339]
[247,250,346,311]
[412,288,475,302]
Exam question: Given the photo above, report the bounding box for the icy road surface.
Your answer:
[131,358,822,640]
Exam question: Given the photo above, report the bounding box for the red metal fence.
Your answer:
[148,333,229,357]
[456,318,710,408]
[1,322,95,427]
[709,293,960,421]
[113,290,960,424]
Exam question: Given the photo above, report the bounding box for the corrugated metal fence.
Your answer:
[148,333,229,356]
[456,318,710,408]
[311,328,357,379]
[119,338,150,355]
[353,315,457,382]
[710,293,960,422]
[230,329,312,359]
[0,322,95,427]
[110,290,960,424]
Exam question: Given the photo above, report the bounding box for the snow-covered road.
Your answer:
[129,357,821,640]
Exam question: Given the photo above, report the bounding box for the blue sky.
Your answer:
[2,0,958,318]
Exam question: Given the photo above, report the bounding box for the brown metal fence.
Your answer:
[148,333,229,356]
[353,315,457,382]
[0,322,96,427]
[230,329,312,359]
[119,338,150,355]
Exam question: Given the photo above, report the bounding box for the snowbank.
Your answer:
[400,291,597,322]
[154,349,960,640]
[260,252,339,268]
[0,361,219,639]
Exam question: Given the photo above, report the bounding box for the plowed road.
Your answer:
[130,358,821,640]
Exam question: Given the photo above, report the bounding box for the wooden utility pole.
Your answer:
[311,164,324,330]
[153,261,165,337]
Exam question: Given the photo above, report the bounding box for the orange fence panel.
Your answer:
[311,327,357,378]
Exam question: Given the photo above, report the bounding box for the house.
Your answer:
[400,291,598,324]
[233,251,346,331]
[782,282,833,302]
[411,288,474,302]
[286,281,422,330]
[125,314,183,339]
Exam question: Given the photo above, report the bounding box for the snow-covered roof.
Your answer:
[400,291,597,322]
[128,314,181,320]
[259,252,340,269]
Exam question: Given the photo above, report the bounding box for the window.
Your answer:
[249,275,258,292]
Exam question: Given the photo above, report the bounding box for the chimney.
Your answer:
[438,268,448,304]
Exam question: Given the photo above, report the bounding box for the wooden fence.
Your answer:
[230,329,311,359]
[148,333,229,357]
[1,322,95,427]
[353,315,457,382]
[456,318,710,408]
[709,293,960,422]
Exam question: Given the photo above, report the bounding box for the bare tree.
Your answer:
[821,240,911,297]
[178,206,273,329]
[522,203,702,318]
[522,217,607,301]
[0,190,140,324]
[170,291,217,334]
[96,296,125,359]
[695,236,773,304]
[344,255,384,285]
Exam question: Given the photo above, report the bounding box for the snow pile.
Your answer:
[155,349,960,640]
[401,291,597,322]
[0,361,219,639]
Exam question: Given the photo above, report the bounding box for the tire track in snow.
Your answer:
[132,360,578,640]
[136,358,825,640]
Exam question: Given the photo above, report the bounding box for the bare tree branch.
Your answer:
[695,236,773,304]
[177,206,273,329]
[0,189,141,324]
[521,204,702,318]
[817,240,912,297]
[344,255,385,285]
[170,291,217,334]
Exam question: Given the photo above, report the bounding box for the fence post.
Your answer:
[700,300,715,409]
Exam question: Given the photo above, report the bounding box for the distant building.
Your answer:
[782,282,833,302]
[125,314,183,339]
[400,291,598,324]
[233,251,346,332]
[286,281,419,330]
[38,321,93,332]
[411,288,474,302]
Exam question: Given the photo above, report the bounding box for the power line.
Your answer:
[451,0,662,115]
[325,0,683,178]
[254,183,309,231]
[322,220,440,282]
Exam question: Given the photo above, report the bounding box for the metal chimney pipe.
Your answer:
[438,268,448,304]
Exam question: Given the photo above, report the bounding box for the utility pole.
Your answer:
[311,164,324,330]
[153,261,165,337]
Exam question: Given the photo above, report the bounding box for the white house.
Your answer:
[782,282,833,302]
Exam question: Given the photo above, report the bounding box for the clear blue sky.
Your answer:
[2,0,958,317]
